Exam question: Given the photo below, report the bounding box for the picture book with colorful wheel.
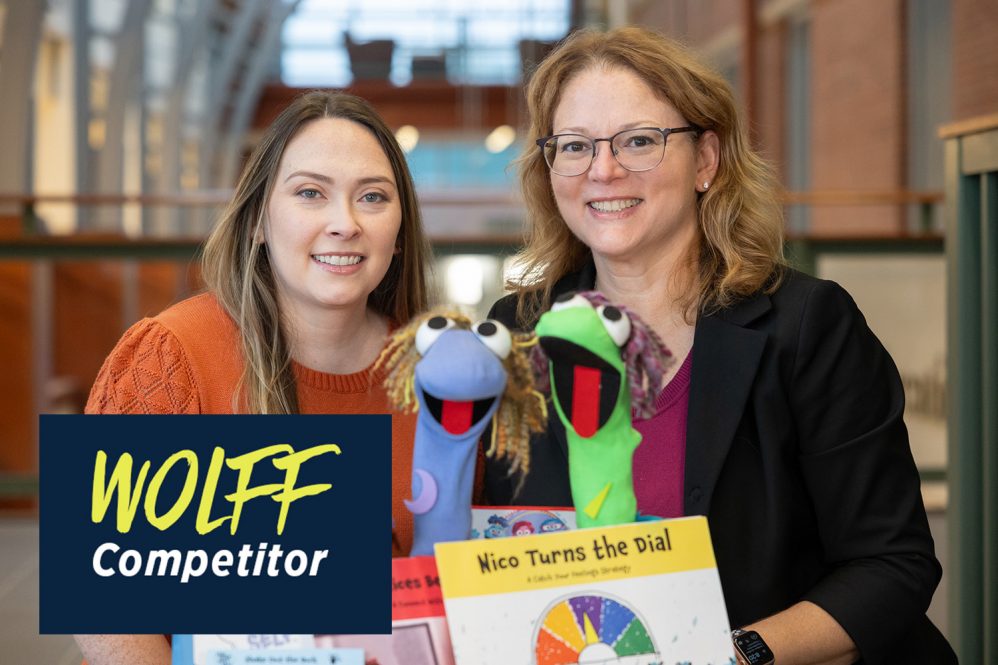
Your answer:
[435,517,736,665]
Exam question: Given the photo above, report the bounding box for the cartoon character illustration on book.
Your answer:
[532,592,661,665]
[379,309,546,556]
[533,292,672,528]
[484,514,509,539]
[477,508,573,538]
[512,520,536,536]
[539,516,568,533]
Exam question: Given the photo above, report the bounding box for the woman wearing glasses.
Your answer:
[77,91,431,665]
[485,27,953,664]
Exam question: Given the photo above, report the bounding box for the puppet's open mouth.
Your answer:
[538,337,619,438]
[423,392,496,435]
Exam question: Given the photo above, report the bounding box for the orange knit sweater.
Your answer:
[86,292,417,557]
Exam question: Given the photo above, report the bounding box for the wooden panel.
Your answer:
[52,259,203,410]
[138,261,192,319]
[0,262,34,473]
[254,82,521,132]
[962,131,998,175]
[53,262,124,406]
[0,215,22,238]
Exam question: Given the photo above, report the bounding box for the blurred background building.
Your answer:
[0,0,996,662]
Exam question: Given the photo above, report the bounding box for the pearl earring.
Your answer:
[703,181,710,190]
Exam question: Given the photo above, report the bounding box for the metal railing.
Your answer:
[0,189,947,502]
[940,112,998,665]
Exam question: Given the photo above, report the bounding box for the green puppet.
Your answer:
[534,291,673,528]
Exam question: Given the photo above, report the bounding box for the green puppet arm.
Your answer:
[535,293,650,528]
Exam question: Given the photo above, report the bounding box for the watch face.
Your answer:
[734,630,774,665]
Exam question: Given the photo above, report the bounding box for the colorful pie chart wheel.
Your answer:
[534,593,658,664]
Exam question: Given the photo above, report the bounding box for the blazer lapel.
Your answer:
[685,294,771,515]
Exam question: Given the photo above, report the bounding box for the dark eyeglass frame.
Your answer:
[535,125,702,176]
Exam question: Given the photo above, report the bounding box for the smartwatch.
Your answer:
[732,628,775,665]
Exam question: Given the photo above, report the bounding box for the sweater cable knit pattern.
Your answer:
[88,321,200,414]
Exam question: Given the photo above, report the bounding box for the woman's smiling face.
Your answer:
[263,117,401,321]
[549,66,706,267]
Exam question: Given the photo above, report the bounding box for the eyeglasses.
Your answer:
[536,126,700,177]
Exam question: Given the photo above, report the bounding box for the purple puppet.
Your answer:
[378,309,545,556]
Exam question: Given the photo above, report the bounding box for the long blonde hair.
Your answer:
[201,91,431,413]
[512,26,785,326]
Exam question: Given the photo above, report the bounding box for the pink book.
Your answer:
[317,555,455,665]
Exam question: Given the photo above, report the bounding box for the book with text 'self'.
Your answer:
[205,648,364,664]
[316,554,456,665]
[173,634,316,665]
[435,515,737,665]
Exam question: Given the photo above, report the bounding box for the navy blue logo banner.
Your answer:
[40,415,390,634]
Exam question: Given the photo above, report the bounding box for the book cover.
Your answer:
[316,555,455,665]
[205,648,363,664]
[177,635,316,665]
[435,516,736,665]
[470,506,576,539]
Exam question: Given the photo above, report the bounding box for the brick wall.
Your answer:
[809,0,905,234]
[639,0,987,236]
[756,20,787,174]
[952,0,998,121]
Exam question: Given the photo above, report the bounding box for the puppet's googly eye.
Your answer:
[550,292,592,312]
[415,316,456,355]
[473,320,512,359]
[597,305,631,347]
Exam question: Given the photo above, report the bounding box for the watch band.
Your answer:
[731,628,775,665]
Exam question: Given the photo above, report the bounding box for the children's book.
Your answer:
[435,516,736,665]
[316,555,455,665]
[174,634,316,665]
[205,647,364,664]
[470,505,576,539]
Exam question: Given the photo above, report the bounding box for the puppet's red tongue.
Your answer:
[571,365,601,438]
[441,400,473,434]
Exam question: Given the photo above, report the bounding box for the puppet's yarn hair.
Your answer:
[487,332,546,478]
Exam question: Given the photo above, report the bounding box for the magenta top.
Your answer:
[632,350,692,519]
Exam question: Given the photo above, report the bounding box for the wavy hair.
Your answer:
[375,308,546,476]
[201,90,431,414]
[511,26,785,326]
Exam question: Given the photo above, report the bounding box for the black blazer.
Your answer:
[485,263,955,665]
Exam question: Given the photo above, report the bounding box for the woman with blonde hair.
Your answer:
[486,27,953,664]
[78,90,431,664]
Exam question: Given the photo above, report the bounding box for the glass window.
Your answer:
[280,0,570,87]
